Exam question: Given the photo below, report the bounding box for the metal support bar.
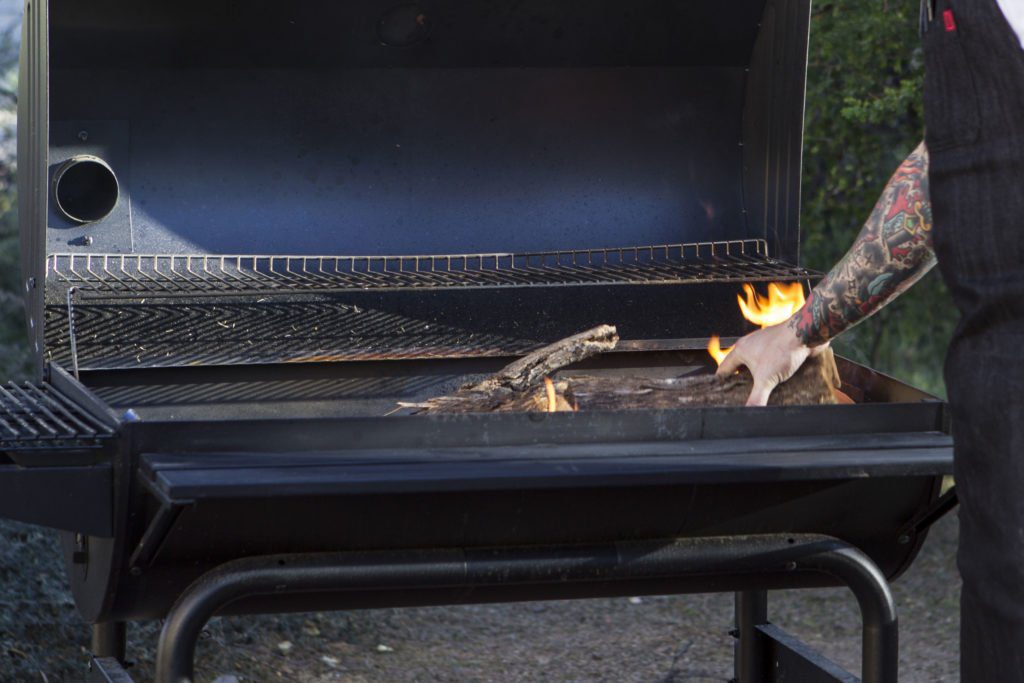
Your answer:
[153,535,897,683]
[91,621,127,663]
[757,624,859,683]
[897,485,958,543]
[88,657,134,683]
[734,590,769,682]
[128,503,183,569]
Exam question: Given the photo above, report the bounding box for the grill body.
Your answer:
[3,0,954,679]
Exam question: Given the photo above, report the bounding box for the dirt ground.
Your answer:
[0,512,959,682]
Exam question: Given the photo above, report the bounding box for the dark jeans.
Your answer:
[924,0,1024,680]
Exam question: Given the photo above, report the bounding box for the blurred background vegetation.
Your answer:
[802,0,955,395]
[0,0,955,392]
[0,12,22,382]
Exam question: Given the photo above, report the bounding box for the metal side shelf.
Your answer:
[0,377,115,452]
[0,365,119,536]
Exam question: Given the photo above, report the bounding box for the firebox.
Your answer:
[0,1,953,681]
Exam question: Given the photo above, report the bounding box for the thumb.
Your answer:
[716,348,743,377]
[745,378,776,407]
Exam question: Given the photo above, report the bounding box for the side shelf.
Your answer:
[0,365,120,535]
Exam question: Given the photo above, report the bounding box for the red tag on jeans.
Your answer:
[943,9,957,32]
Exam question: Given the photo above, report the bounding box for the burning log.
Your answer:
[402,326,841,414]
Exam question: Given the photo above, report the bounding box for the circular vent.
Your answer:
[53,155,119,224]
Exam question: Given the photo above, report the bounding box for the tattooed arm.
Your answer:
[717,142,935,406]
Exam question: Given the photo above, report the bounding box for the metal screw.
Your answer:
[78,130,89,141]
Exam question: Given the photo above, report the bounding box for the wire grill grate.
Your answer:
[0,381,115,450]
[46,240,812,296]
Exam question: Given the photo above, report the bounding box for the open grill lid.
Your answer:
[21,0,814,375]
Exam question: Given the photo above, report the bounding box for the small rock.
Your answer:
[321,655,340,668]
[303,621,322,637]
[628,596,644,605]
[213,676,240,683]
[277,640,293,655]
[376,644,394,653]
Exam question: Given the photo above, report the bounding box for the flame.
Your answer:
[736,282,806,327]
[544,376,557,413]
[708,282,806,366]
[708,335,729,366]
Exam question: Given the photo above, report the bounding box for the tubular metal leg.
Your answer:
[91,621,127,662]
[795,545,899,683]
[734,590,768,683]
[153,535,898,683]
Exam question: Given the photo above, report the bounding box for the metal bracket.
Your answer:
[88,657,134,683]
[66,286,80,380]
[897,485,958,544]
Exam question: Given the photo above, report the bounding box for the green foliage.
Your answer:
[802,0,954,396]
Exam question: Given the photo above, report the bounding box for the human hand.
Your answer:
[715,320,829,407]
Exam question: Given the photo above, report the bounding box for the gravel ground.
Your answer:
[0,512,959,682]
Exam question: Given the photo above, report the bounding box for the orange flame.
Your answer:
[544,376,557,413]
[736,282,806,328]
[708,282,806,366]
[708,335,729,366]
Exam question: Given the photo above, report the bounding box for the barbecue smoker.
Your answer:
[0,0,954,681]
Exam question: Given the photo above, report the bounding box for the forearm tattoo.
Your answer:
[790,142,936,346]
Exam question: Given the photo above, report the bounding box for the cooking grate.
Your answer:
[47,239,812,296]
[44,299,541,370]
[42,239,817,371]
[0,381,115,450]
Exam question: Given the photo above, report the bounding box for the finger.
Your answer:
[716,348,743,377]
[745,379,775,407]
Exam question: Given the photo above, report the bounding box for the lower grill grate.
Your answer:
[0,381,115,450]
[44,299,541,369]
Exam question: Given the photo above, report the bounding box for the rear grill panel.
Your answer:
[0,381,114,450]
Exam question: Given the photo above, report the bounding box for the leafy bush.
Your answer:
[802,0,954,395]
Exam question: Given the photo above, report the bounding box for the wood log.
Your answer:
[402,326,841,414]
[463,324,620,394]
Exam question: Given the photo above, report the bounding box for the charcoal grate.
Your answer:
[47,239,813,296]
[0,381,115,450]
[44,299,541,370]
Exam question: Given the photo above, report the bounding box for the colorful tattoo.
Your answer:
[790,142,936,345]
